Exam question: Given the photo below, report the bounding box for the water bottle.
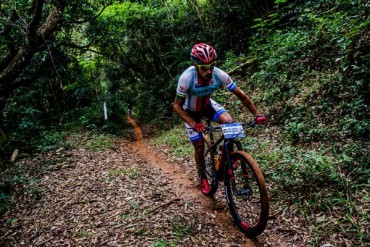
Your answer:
[215,146,222,171]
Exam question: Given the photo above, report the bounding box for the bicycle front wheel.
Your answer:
[203,150,218,197]
[224,151,269,236]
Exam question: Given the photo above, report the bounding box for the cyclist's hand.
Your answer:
[192,123,206,132]
[255,115,267,125]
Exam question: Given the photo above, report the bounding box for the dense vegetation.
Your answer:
[0,0,369,245]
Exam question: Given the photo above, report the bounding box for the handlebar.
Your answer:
[204,120,257,134]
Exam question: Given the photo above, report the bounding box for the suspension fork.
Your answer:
[224,140,250,193]
[224,140,235,184]
[224,139,242,168]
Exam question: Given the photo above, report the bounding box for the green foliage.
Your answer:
[242,132,369,245]
[0,159,49,215]
[64,131,117,151]
[88,1,199,123]
[151,239,176,247]
[196,0,274,53]
[148,126,193,157]
[0,0,368,245]
[84,134,114,151]
[249,0,369,143]
[2,82,65,153]
[36,131,67,152]
[108,168,141,181]
[222,51,248,71]
[171,216,191,238]
[0,193,14,215]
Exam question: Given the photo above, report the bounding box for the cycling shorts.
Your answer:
[185,99,227,142]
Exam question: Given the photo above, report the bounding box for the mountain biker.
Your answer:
[173,43,266,195]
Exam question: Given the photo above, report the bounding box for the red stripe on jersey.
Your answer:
[195,75,212,111]
[196,97,203,111]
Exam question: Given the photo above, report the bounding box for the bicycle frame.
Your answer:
[201,118,269,236]
[203,118,248,179]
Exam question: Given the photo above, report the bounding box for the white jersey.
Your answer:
[176,66,237,111]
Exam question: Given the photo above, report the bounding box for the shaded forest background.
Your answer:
[0,0,369,245]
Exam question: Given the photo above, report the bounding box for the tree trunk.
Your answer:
[0,0,67,149]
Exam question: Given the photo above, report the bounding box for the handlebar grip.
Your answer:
[243,120,257,128]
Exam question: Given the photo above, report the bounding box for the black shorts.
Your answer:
[185,99,227,142]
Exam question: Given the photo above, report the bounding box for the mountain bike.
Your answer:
[202,118,269,236]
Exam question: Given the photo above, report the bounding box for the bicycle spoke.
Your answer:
[232,165,261,222]
[224,151,269,236]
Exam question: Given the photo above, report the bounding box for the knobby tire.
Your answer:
[224,151,269,236]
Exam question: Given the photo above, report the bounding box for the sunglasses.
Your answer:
[196,62,216,71]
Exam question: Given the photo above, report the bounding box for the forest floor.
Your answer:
[0,117,295,246]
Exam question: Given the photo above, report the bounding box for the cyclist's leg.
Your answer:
[185,122,206,178]
[185,122,212,194]
[218,112,233,124]
[208,99,236,154]
[209,99,234,124]
[193,139,206,178]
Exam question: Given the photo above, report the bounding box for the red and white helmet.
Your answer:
[190,43,217,64]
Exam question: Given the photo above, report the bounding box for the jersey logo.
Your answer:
[191,84,219,96]
[178,86,187,93]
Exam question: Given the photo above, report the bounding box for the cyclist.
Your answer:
[173,43,266,195]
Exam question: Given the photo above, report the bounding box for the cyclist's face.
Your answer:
[196,63,214,80]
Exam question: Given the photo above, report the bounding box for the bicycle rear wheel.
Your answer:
[224,151,269,236]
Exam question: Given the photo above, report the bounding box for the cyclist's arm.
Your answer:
[173,97,197,127]
[232,86,260,116]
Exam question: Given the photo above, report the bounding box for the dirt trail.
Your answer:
[127,117,262,247]
[0,117,277,246]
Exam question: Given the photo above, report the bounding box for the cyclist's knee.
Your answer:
[218,112,234,124]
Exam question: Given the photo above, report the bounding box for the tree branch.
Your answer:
[28,0,45,34]
[62,39,96,50]
[148,198,180,214]
[0,0,68,109]
[63,4,108,25]
[37,0,67,39]
[227,58,257,76]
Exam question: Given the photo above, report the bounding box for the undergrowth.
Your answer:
[0,0,368,245]
[148,1,369,244]
[148,122,369,245]
[148,127,193,157]
[0,131,115,216]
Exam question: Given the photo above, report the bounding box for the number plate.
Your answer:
[221,123,245,139]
